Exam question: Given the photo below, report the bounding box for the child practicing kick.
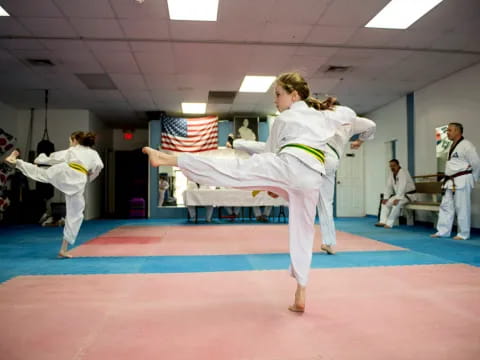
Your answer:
[143,72,361,312]
[5,131,103,258]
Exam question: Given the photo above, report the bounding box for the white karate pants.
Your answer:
[380,197,409,227]
[253,206,272,217]
[436,186,472,239]
[158,191,166,206]
[188,206,214,222]
[178,152,323,286]
[16,160,87,245]
[317,150,338,246]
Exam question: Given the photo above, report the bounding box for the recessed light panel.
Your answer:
[365,0,444,29]
[0,6,10,16]
[167,0,218,21]
[239,76,276,93]
[182,102,207,114]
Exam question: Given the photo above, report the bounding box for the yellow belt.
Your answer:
[280,143,325,163]
[68,162,88,175]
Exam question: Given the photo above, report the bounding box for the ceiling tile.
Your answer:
[19,18,77,37]
[169,21,218,41]
[95,51,140,74]
[0,17,31,36]
[267,0,330,25]
[219,0,276,23]
[55,0,115,18]
[87,40,130,52]
[119,19,170,39]
[261,24,313,43]
[305,26,357,45]
[134,50,175,75]
[70,18,124,38]
[110,73,147,90]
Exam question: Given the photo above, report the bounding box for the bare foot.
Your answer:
[383,225,392,229]
[288,304,305,312]
[453,236,465,240]
[321,244,335,255]
[58,251,73,259]
[374,223,385,227]
[430,234,440,238]
[142,147,177,167]
[288,285,305,313]
[5,150,19,166]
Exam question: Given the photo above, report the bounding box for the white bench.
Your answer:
[404,181,442,226]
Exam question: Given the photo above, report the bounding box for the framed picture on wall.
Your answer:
[233,116,259,141]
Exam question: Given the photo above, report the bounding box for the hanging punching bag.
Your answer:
[36,90,55,201]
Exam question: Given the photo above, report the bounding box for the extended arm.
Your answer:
[34,150,69,165]
[233,139,267,154]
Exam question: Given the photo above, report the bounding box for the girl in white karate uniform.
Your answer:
[143,72,349,312]
[6,131,104,258]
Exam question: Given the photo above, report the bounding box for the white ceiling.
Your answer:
[0,0,479,127]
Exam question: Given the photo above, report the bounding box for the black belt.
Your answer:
[405,190,416,201]
[327,143,340,159]
[441,169,472,194]
[390,190,416,201]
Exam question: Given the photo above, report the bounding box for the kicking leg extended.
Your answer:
[143,147,178,167]
[5,150,19,165]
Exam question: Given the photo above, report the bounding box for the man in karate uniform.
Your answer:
[431,122,480,240]
[375,159,416,229]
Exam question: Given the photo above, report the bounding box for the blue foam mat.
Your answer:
[0,217,478,283]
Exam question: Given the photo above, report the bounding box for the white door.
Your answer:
[336,146,365,217]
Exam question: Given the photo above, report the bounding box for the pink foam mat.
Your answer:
[0,264,479,360]
[71,225,403,257]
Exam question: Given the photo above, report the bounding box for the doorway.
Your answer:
[114,149,148,218]
[335,146,365,217]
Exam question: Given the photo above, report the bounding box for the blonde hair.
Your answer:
[276,72,337,111]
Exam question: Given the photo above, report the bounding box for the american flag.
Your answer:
[161,116,218,152]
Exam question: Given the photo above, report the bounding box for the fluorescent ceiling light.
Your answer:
[182,102,207,114]
[365,0,444,29]
[167,0,218,21]
[239,76,276,93]
[0,6,10,16]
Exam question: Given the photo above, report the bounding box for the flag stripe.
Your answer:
[161,135,218,145]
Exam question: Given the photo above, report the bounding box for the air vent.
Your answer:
[208,91,237,104]
[75,73,117,90]
[324,65,351,73]
[26,58,55,67]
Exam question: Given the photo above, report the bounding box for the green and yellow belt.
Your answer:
[280,143,325,164]
[68,162,88,175]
